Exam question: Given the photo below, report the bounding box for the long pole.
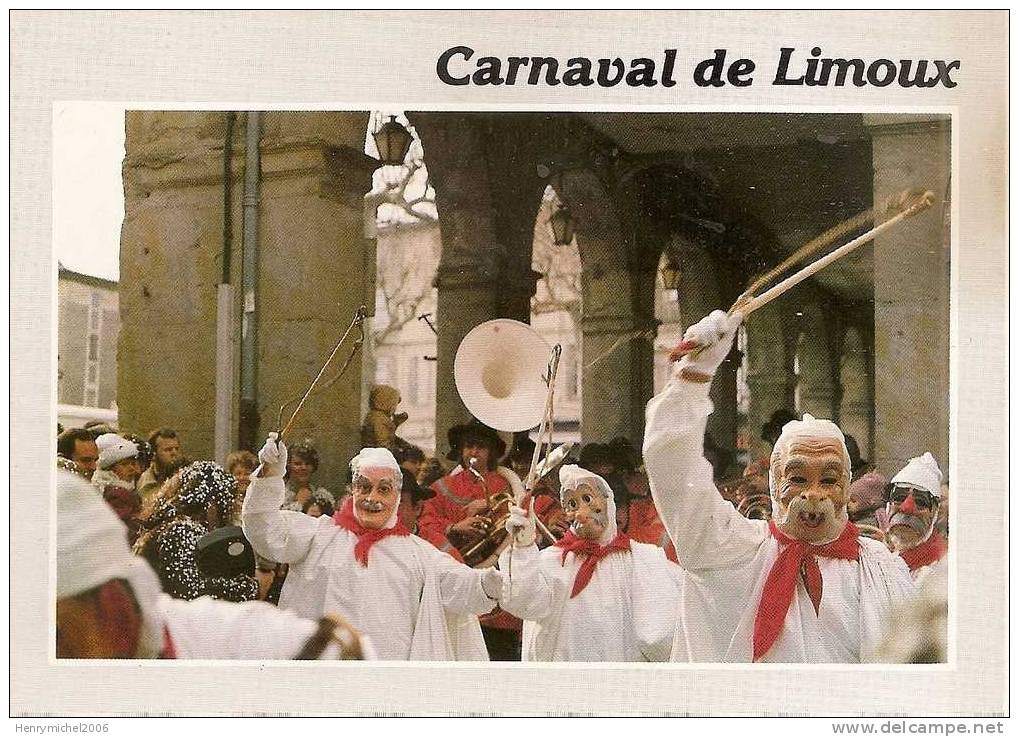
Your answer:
[238,111,261,451]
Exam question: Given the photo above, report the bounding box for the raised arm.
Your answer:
[497,504,556,621]
[643,311,765,571]
[241,435,320,565]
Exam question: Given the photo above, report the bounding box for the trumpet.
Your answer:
[458,458,517,568]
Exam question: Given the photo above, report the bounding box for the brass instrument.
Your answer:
[459,459,516,568]
[452,320,568,565]
[736,492,773,521]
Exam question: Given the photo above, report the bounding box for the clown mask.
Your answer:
[351,467,399,530]
[885,484,938,552]
[562,483,610,542]
[772,437,850,543]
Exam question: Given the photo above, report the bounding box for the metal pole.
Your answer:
[214,112,237,463]
[239,111,261,451]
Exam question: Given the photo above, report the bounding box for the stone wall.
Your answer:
[120,111,374,488]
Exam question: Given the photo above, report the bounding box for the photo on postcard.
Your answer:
[52,107,952,666]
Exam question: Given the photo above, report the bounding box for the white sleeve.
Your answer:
[497,544,557,622]
[643,377,765,572]
[159,595,326,659]
[241,476,319,564]
[426,546,498,616]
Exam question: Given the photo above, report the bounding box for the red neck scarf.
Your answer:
[753,520,860,661]
[333,498,410,566]
[555,530,631,598]
[899,530,947,572]
[159,626,176,659]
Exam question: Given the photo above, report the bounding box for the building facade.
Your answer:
[58,265,119,411]
[118,111,950,488]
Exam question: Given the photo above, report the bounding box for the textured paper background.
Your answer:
[11,10,1007,716]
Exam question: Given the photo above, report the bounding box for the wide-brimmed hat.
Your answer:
[445,418,506,462]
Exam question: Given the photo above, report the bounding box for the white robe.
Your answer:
[158,594,352,659]
[497,541,681,662]
[242,476,493,661]
[643,378,916,663]
[912,555,949,587]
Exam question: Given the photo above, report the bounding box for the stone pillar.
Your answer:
[580,268,653,445]
[120,111,374,487]
[256,111,375,486]
[412,114,505,450]
[744,299,796,459]
[120,112,244,460]
[865,115,951,474]
[796,300,839,420]
[838,320,874,460]
[673,242,737,450]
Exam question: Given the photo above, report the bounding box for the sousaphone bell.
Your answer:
[452,320,556,567]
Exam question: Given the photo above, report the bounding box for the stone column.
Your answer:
[838,318,874,460]
[412,113,506,450]
[256,112,375,486]
[796,300,839,421]
[580,267,654,445]
[743,299,796,459]
[120,111,374,486]
[865,114,951,474]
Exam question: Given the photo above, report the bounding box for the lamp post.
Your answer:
[372,115,413,167]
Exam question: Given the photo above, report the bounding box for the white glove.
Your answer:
[257,432,288,478]
[672,310,742,382]
[505,503,536,548]
[480,567,505,601]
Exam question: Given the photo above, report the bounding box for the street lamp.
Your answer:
[372,115,413,167]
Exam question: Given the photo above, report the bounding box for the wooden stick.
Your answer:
[733,191,934,318]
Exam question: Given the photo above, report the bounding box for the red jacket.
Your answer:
[626,497,678,563]
[420,468,558,631]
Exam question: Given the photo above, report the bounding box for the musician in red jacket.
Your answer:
[419,418,556,660]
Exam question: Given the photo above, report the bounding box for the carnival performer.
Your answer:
[884,452,947,584]
[134,461,258,603]
[242,435,505,660]
[498,464,681,662]
[57,469,366,660]
[417,418,558,660]
[643,310,915,663]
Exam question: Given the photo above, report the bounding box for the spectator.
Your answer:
[134,461,258,603]
[283,441,336,512]
[138,427,184,504]
[844,434,873,482]
[57,428,99,480]
[302,496,335,518]
[92,433,144,542]
[123,433,153,472]
[394,444,433,533]
[226,449,258,496]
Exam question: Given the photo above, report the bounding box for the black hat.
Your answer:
[196,525,255,578]
[446,418,506,463]
[401,474,436,504]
